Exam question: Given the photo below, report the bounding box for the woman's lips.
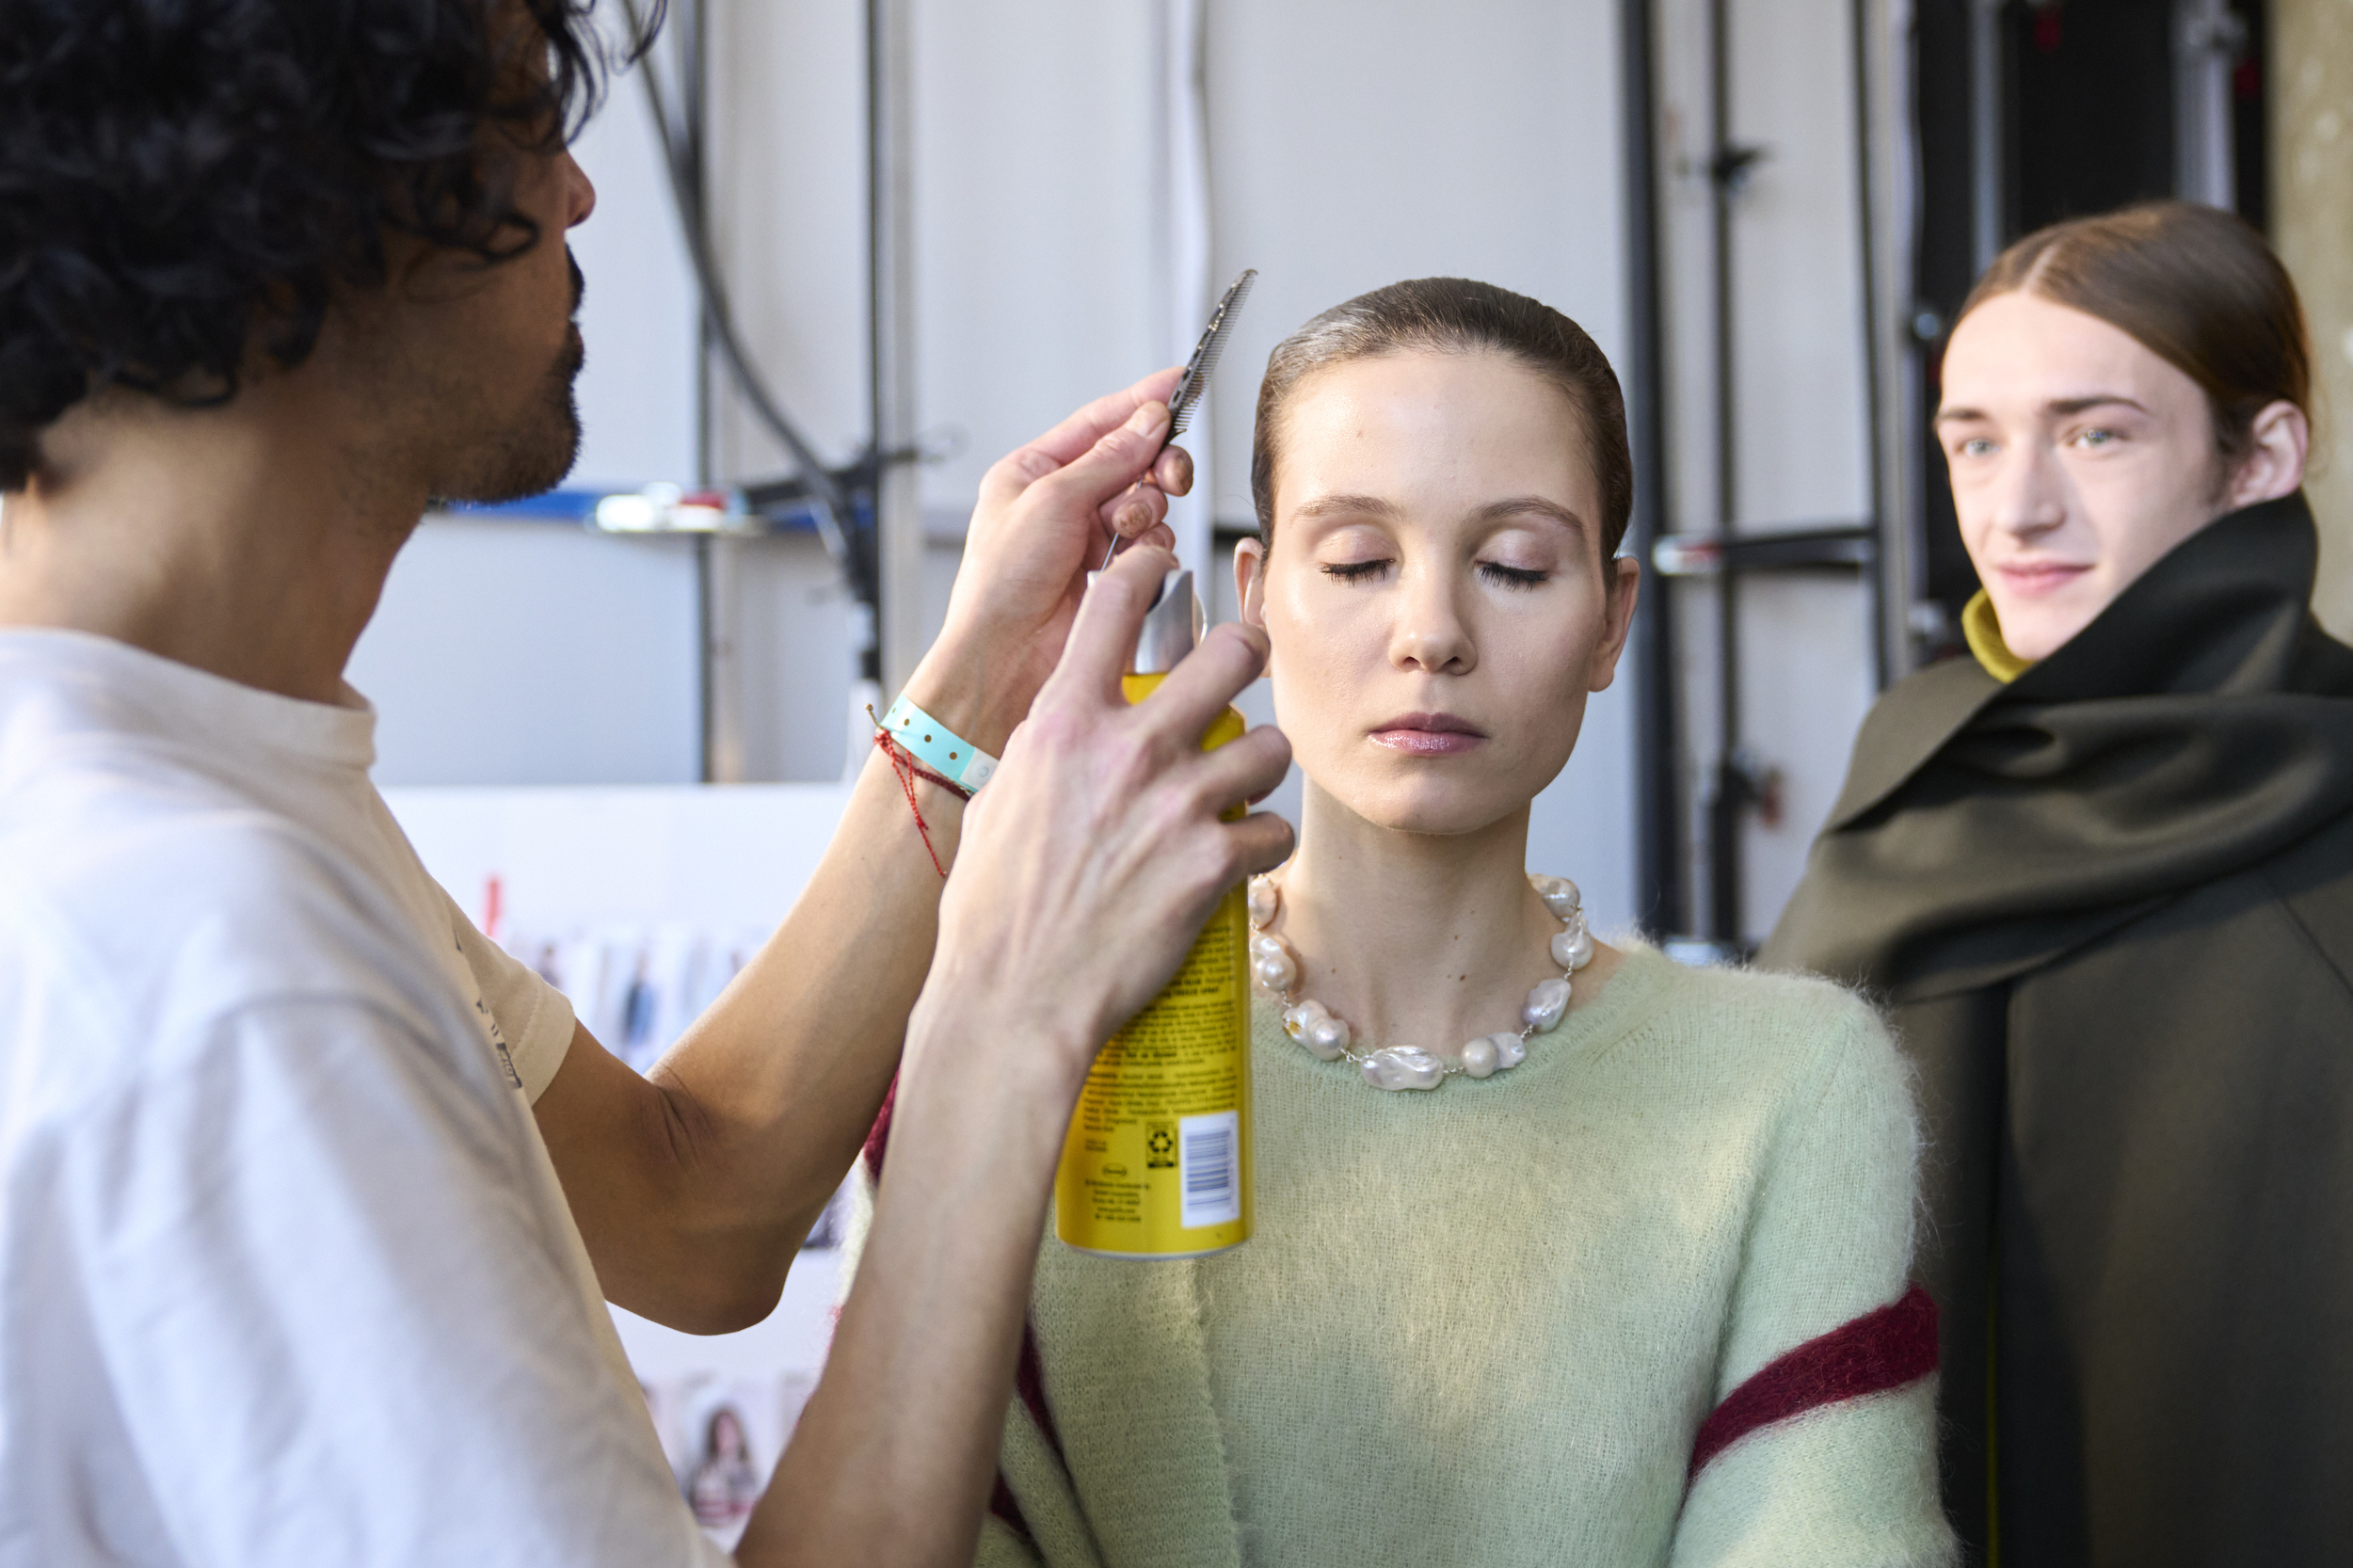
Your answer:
[1994,560,2092,600]
[1369,712,1488,756]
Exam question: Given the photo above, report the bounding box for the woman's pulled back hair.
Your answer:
[0,0,657,491]
[1250,278,1633,557]
[1957,200,2311,472]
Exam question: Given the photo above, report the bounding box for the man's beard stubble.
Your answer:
[431,248,587,508]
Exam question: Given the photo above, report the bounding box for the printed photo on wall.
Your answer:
[642,1370,819,1549]
[516,921,770,1076]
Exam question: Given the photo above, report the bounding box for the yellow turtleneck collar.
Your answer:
[1961,589,2034,683]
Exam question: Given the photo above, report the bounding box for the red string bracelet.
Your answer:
[868,704,972,879]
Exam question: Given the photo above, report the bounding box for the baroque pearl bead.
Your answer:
[1550,918,1594,972]
[1460,1035,1499,1078]
[1492,1031,1529,1070]
[1282,1000,1328,1040]
[1304,1015,1352,1061]
[1361,1046,1445,1091]
[1529,873,1582,920]
[1247,875,1280,928]
[1522,977,1570,1032]
[1250,931,1298,993]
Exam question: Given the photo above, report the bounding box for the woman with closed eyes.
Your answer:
[913,279,1954,1568]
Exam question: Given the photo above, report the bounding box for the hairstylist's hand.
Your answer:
[750,551,1285,1568]
[907,543,1293,1094]
[898,371,1196,757]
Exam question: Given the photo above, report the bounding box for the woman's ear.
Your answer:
[2224,399,2309,509]
[1234,536,1270,631]
[1585,556,1641,695]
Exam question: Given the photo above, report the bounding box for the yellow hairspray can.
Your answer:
[1055,568,1252,1258]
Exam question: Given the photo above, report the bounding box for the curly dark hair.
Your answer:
[0,0,660,490]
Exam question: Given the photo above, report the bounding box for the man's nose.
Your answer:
[564,152,597,229]
[1989,445,2066,539]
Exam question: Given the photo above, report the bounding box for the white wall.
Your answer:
[568,29,702,493]
[1202,1,1631,520]
[908,1,1164,517]
[708,1,874,478]
[351,519,703,786]
[1653,0,1882,944]
[1719,0,1878,938]
[352,0,1645,926]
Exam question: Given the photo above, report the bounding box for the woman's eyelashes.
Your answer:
[1316,557,1551,589]
[1479,561,1548,590]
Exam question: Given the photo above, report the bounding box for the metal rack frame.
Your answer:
[1621,0,1898,951]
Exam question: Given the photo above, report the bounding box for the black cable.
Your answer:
[614,0,859,582]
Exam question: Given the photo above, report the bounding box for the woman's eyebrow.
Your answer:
[1472,496,1587,535]
[1290,493,1402,522]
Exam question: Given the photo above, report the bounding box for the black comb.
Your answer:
[1167,267,1257,439]
[1101,267,1259,570]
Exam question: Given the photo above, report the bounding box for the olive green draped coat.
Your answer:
[1763,494,2353,1566]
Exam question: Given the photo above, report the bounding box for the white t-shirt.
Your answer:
[0,630,729,1567]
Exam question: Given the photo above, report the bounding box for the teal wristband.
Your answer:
[880,695,999,792]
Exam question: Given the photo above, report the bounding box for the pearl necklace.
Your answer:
[1245,872,1594,1092]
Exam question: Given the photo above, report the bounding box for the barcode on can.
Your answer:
[1177,1110,1241,1229]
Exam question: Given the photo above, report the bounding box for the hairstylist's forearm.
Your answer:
[532,740,970,1332]
[529,376,1193,1334]
[724,546,1292,1568]
[731,1003,1082,1568]
[587,639,1016,1323]
[894,632,1036,760]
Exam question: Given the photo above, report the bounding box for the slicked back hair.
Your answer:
[1248,278,1633,559]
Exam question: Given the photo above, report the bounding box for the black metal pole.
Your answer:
[682,0,717,782]
[858,0,889,690]
[1621,0,1684,937]
[1706,0,1746,948]
[1852,0,1892,692]
[681,0,711,495]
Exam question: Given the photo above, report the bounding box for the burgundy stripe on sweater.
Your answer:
[859,1075,898,1178]
[1688,1284,1939,1480]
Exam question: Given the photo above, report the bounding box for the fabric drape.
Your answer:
[1764,492,2353,1566]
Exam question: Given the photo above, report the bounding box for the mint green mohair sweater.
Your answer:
[852,947,1953,1568]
